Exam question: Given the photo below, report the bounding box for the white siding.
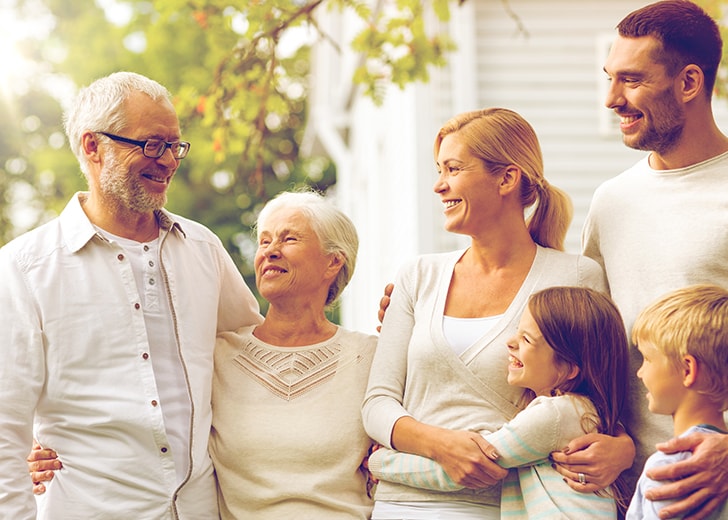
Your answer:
[465,0,645,253]
[308,0,727,332]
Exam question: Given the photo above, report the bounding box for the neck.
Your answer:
[81,192,159,242]
[468,228,537,273]
[254,304,336,347]
[672,396,727,437]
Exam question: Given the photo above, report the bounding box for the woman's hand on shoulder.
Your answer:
[376,283,394,333]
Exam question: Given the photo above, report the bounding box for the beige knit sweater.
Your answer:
[210,325,376,519]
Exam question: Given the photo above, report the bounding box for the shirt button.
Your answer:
[142,353,149,360]
[143,245,150,252]
[134,303,141,310]
[149,278,155,285]
[151,400,158,407]
[160,447,168,453]
[117,254,124,261]
[148,260,154,267]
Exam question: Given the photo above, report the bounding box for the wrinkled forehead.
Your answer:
[121,91,181,137]
[257,207,312,235]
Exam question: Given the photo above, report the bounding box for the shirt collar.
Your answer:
[60,192,186,253]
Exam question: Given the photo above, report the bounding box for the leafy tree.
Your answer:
[0,0,457,309]
[6,0,724,288]
[0,51,83,243]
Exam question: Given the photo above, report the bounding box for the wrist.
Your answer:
[391,417,443,460]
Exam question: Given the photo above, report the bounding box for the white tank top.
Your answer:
[442,315,503,356]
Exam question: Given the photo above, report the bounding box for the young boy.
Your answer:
[627,285,728,520]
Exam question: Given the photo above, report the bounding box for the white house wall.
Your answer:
[308,0,725,333]
[470,0,646,255]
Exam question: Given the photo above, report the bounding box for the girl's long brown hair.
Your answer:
[528,286,630,513]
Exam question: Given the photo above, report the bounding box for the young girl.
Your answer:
[366,286,631,519]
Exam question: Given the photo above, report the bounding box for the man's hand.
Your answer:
[550,432,634,493]
[376,283,394,333]
[27,440,62,495]
[644,432,728,520]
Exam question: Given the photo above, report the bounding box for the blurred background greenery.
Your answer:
[2,0,726,311]
[0,0,455,311]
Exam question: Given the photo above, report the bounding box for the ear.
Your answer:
[565,364,580,382]
[499,165,521,196]
[324,253,345,280]
[81,131,102,165]
[678,64,704,103]
[681,354,699,388]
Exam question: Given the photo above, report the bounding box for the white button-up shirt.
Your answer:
[0,193,262,519]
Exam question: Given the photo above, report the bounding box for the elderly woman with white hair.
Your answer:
[209,190,376,519]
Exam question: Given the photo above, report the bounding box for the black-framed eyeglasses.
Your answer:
[98,132,191,159]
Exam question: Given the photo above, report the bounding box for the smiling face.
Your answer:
[636,339,685,416]
[603,35,685,155]
[433,132,503,236]
[506,307,576,397]
[254,207,339,306]
[95,91,181,213]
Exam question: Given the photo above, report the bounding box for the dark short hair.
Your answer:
[617,0,722,95]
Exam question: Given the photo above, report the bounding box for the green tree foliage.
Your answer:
[0,5,85,245]
[0,0,456,299]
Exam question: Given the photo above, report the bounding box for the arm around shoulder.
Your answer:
[577,253,608,294]
[0,250,47,516]
[214,238,262,332]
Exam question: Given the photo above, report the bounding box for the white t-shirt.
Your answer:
[99,229,191,483]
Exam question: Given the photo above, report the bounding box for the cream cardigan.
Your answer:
[362,246,607,507]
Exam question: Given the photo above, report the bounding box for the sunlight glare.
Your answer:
[0,2,53,100]
[0,15,28,98]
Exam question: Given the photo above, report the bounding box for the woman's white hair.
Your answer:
[63,71,171,177]
[256,190,359,306]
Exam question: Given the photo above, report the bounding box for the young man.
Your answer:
[0,72,262,518]
[627,285,728,520]
[552,2,728,519]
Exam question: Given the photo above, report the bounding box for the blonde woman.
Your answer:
[363,108,634,519]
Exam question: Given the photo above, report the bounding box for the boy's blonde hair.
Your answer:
[632,284,728,411]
